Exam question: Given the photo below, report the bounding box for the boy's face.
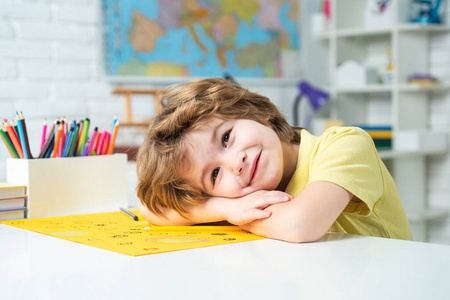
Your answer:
[181,117,285,198]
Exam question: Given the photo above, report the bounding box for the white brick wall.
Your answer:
[0,0,148,203]
[0,0,295,209]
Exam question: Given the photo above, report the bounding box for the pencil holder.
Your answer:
[6,154,128,218]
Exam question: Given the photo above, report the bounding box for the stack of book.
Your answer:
[0,183,27,221]
[355,125,392,150]
[408,73,439,87]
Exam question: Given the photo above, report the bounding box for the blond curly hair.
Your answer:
[136,78,300,216]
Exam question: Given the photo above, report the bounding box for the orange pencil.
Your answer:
[107,121,119,154]
[3,120,24,159]
[52,123,63,158]
[0,125,19,158]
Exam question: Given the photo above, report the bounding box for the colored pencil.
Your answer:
[39,119,57,158]
[18,112,33,159]
[57,119,66,157]
[68,123,80,157]
[44,138,54,158]
[52,123,63,158]
[39,120,59,158]
[16,114,28,159]
[0,126,19,158]
[11,119,20,142]
[81,142,90,156]
[107,121,119,154]
[63,117,68,137]
[78,118,90,156]
[40,118,47,152]
[94,132,102,154]
[4,120,24,159]
[87,127,98,156]
[62,127,74,158]
[74,120,83,155]
[102,132,111,155]
[97,131,107,155]
[40,131,55,159]
[111,115,117,134]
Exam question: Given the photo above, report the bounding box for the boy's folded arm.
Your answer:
[240,181,352,243]
[139,198,228,226]
[139,190,292,226]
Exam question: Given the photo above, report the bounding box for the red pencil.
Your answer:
[87,127,98,156]
[102,132,111,155]
[3,120,24,159]
[97,130,108,155]
[94,132,102,155]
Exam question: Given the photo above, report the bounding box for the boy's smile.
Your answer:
[181,117,298,198]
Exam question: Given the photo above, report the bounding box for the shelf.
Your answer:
[378,148,448,160]
[398,84,450,92]
[313,28,391,40]
[407,209,449,223]
[314,24,450,40]
[334,84,450,94]
[336,28,391,38]
[108,76,300,87]
[336,85,392,94]
[397,23,450,33]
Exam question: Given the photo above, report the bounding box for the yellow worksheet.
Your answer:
[0,210,265,256]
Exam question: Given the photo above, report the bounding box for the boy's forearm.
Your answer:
[140,197,229,226]
[240,181,352,243]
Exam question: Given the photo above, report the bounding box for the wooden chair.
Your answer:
[112,88,165,127]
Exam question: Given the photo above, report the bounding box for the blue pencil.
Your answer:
[62,128,74,157]
[15,113,28,159]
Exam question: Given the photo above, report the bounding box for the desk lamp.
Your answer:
[293,80,329,128]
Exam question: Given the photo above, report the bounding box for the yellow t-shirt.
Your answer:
[285,127,412,240]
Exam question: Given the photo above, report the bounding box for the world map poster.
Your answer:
[101,0,300,78]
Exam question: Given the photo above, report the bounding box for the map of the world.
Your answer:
[101,0,300,78]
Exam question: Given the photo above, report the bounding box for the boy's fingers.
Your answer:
[252,210,271,220]
[261,195,291,206]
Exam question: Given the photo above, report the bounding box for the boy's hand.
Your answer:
[224,190,292,226]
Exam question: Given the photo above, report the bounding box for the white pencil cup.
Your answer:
[6,154,128,218]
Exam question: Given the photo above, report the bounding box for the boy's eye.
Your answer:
[212,168,220,185]
[222,130,231,147]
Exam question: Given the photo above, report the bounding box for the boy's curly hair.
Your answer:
[136,78,300,217]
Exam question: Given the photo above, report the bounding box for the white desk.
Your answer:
[1,224,450,300]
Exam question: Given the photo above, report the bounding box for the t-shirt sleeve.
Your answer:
[308,127,383,215]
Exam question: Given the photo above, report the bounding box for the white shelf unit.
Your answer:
[312,0,449,242]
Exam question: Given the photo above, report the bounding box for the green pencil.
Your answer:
[0,126,19,158]
[78,118,90,156]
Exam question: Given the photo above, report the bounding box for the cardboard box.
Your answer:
[7,154,128,218]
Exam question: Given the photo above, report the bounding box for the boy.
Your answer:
[137,78,412,242]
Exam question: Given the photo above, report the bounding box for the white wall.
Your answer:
[0,0,298,209]
[428,32,450,244]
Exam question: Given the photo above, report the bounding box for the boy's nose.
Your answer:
[234,151,246,175]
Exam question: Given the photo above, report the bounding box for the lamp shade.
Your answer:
[298,81,329,111]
